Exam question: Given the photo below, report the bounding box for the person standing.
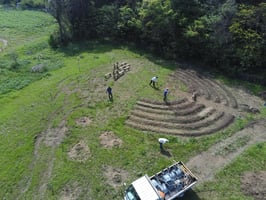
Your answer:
[158,138,169,150]
[191,91,197,102]
[106,86,113,101]
[163,88,169,101]
[149,76,158,88]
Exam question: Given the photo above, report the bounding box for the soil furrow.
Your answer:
[186,119,266,182]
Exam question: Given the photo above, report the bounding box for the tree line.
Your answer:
[2,0,266,83]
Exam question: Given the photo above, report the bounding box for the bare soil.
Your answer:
[104,166,129,189]
[67,141,90,162]
[76,117,92,127]
[99,131,123,148]
[59,182,82,200]
[241,171,266,200]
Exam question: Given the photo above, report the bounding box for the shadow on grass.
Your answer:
[56,40,123,56]
[149,85,160,90]
[56,39,175,75]
[160,148,172,157]
[56,39,177,70]
[181,189,200,200]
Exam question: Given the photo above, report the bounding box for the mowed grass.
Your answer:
[0,9,266,200]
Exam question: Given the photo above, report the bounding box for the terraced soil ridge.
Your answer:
[171,69,238,108]
[126,98,235,136]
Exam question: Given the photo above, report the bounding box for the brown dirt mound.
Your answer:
[99,131,123,148]
[241,171,266,200]
[104,166,129,188]
[67,141,90,162]
[76,117,92,127]
[59,182,82,200]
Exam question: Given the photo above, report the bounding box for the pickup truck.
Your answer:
[124,161,198,200]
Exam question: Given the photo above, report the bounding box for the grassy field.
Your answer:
[0,8,265,200]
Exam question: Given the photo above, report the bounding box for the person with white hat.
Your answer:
[158,138,169,150]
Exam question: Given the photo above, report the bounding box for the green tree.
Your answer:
[49,0,70,44]
[192,0,238,67]
[96,5,120,39]
[138,0,178,56]
[117,5,141,42]
[66,0,95,40]
[229,3,266,73]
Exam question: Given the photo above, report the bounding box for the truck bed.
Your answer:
[150,161,198,200]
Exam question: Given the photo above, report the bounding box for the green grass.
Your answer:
[0,8,56,47]
[0,7,58,95]
[0,8,266,200]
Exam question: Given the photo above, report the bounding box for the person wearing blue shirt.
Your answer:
[106,86,113,101]
[163,88,169,101]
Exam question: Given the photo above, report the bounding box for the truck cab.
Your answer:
[124,175,163,200]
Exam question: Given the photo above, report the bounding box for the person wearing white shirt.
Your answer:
[149,76,158,88]
[158,138,169,150]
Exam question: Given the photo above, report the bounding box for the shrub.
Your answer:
[8,51,20,70]
[48,31,60,49]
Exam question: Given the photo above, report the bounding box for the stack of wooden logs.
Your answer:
[105,62,131,81]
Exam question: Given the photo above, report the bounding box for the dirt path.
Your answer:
[186,119,266,182]
[17,79,73,199]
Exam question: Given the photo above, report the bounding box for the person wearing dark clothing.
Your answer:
[106,86,113,101]
[163,88,169,101]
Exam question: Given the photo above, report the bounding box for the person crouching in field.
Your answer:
[149,76,158,88]
[158,138,169,150]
